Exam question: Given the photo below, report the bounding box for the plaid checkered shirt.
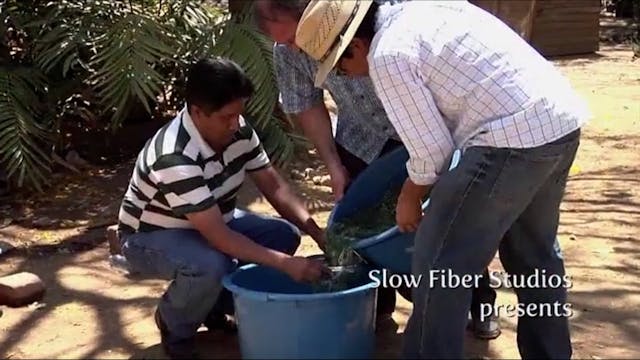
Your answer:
[274,44,402,164]
[367,1,591,185]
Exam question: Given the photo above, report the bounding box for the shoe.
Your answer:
[203,312,238,334]
[375,313,398,333]
[467,315,501,340]
[154,309,199,359]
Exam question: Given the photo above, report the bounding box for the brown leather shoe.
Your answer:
[154,309,199,359]
[467,315,501,340]
[375,313,399,333]
[203,313,238,334]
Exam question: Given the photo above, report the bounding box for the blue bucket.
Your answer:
[222,261,378,359]
[327,147,461,275]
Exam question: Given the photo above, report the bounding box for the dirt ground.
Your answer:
[0,44,639,359]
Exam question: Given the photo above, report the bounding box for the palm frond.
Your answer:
[164,1,227,64]
[89,11,175,128]
[213,21,277,126]
[0,66,53,191]
[31,0,93,77]
[212,17,302,165]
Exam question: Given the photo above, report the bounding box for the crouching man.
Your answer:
[117,58,329,359]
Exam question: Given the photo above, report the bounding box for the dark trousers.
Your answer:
[121,210,301,340]
[336,140,497,318]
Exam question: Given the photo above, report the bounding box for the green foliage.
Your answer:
[89,11,175,127]
[0,0,302,191]
[0,67,52,191]
[325,186,403,266]
[212,6,304,166]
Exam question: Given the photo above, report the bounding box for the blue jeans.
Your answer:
[120,209,301,340]
[403,130,580,359]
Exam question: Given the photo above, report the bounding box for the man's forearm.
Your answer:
[400,178,432,203]
[253,167,323,241]
[266,179,323,240]
[212,228,291,269]
[296,104,343,172]
[186,208,292,271]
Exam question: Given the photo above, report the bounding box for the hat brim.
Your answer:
[313,1,373,88]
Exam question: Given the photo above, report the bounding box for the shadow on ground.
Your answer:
[130,324,407,359]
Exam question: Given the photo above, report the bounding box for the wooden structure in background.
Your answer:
[471,0,601,57]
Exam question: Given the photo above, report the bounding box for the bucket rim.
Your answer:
[222,263,379,302]
[330,149,461,251]
[350,197,431,250]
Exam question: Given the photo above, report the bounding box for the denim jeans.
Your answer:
[403,129,580,359]
[120,209,301,340]
[337,138,405,316]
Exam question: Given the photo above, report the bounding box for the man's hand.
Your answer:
[314,231,328,252]
[281,256,330,283]
[396,178,432,233]
[250,165,328,252]
[301,222,327,252]
[396,194,423,233]
[328,164,350,202]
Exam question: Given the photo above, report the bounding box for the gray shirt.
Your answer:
[273,39,401,164]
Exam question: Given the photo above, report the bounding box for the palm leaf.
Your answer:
[0,66,53,191]
[212,12,303,166]
[89,11,175,129]
[31,0,95,76]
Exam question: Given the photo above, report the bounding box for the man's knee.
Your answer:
[180,252,234,284]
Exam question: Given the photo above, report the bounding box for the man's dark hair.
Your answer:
[253,0,310,30]
[185,58,254,114]
[354,2,380,42]
[341,2,380,60]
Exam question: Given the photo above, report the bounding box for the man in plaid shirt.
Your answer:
[294,0,590,358]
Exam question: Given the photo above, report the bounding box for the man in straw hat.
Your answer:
[253,0,502,341]
[294,0,590,358]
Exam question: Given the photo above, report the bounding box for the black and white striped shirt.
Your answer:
[117,107,270,234]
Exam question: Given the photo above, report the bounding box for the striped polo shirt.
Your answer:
[117,106,270,234]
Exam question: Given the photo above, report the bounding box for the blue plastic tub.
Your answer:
[327,146,461,275]
[222,261,378,359]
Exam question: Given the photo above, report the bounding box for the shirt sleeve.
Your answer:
[150,154,217,216]
[369,54,455,186]
[243,126,271,172]
[273,44,324,114]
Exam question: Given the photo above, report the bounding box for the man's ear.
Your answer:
[351,38,370,57]
[190,104,208,121]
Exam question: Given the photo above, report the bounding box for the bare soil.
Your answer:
[0,44,639,359]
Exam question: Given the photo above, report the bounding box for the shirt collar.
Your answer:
[180,105,216,159]
[374,1,404,32]
[368,2,405,63]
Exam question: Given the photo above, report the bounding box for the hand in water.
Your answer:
[282,256,331,283]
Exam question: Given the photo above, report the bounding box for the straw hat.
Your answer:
[295,0,374,87]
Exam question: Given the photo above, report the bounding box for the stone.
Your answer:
[106,224,121,255]
[290,169,305,180]
[0,272,46,307]
[304,168,314,179]
[0,240,14,256]
[312,175,331,186]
